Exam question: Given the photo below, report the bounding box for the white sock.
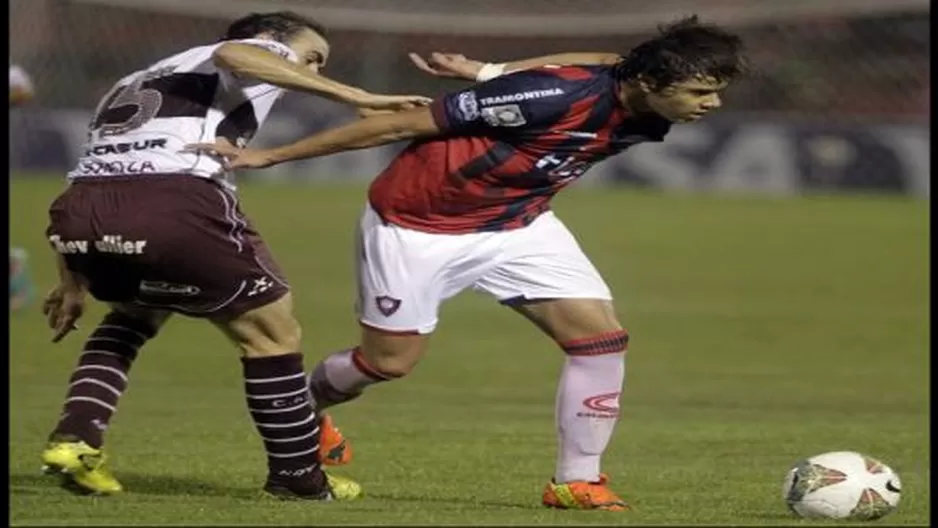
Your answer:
[308,348,392,410]
[554,352,625,483]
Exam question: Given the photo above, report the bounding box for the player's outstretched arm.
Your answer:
[213,43,431,111]
[187,66,568,169]
[409,51,621,81]
[502,52,622,71]
[186,107,441,169]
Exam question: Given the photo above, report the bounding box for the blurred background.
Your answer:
[8,4,930,523]
[9,0,931,195]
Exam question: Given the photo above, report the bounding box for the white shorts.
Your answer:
[356,205,613,334]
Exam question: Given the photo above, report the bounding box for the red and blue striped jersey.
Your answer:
[368,65,672,233]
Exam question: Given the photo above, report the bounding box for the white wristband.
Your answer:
[475,63,507,82]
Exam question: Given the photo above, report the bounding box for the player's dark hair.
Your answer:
[616,15,746,90]
[222,11,328,42]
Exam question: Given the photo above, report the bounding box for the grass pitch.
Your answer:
[9,176,929,525]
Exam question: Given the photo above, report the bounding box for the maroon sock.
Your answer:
[243,353,327,493]
[51,311,156,448]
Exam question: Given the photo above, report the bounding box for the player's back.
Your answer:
[68,39,297,188]
[369,65,671,234]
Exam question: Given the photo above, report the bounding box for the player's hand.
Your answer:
[354,92,431,111]
[42,283,85,343]
[408,52,484,81]
[183,139,278,170]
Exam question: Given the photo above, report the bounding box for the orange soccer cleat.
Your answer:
[542,473,630,511]
[317,413,352,466]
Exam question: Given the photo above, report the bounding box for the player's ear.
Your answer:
[636,77,654,94]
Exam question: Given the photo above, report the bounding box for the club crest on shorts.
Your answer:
[374,295,402,316]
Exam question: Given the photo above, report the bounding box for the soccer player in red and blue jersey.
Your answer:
[190,16,747,510]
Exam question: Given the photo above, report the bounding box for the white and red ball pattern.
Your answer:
[782,451,901,520]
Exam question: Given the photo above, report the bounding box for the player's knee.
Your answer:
[256,314,302,357]
[359,326,427,379]
[548,302,629,357]
[363,351,418,378]
[278,316,303,353]
[575,301,623,336]
[231,315,302,358]
[216,294,303,358]
[516,298,623,344]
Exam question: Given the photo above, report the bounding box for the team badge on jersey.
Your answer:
[375,295,402,316]
[481,104,527,127]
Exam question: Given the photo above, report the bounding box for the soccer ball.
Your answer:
[782,451,901,521]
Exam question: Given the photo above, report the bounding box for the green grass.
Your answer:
[9,176,929,525]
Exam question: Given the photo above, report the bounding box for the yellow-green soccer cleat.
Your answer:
[326,472,363,500]
[263,471,363,501]
[40,436,123,495]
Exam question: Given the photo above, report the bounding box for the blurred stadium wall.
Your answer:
[9,0,930,197]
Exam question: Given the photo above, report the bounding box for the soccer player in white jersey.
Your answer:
[10,63,36,312]
[39,11,429,501]
[189,16,746,510]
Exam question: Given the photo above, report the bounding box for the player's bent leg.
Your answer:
[211,293,361,501]
[510,298,630,511]
[306,202,441,411]
[308,324,428,411]
[42,304,170,496]
[305,325,428,466]
[304,202,448,468]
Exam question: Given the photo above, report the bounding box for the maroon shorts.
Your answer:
[46,174,289,320]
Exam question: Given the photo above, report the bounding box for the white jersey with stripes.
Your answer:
[67,38,299,189]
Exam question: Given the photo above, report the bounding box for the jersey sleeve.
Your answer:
[431,69,574,134]
[9,64,33,92]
